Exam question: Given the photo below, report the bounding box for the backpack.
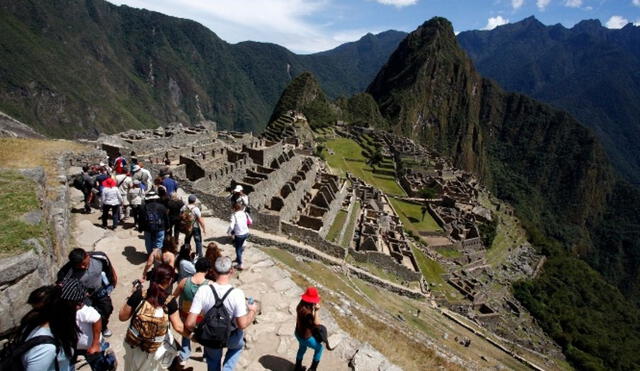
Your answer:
[125,300,169,353]
[0,335,60,371]
[141,204,164,232]
[177,206,194,234]
[72,174,85,191]
[194,286,234,349]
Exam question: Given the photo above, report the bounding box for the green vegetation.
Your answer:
[478,217,498,248]
[0,170,45,257]
[323,137,406,196]
[389,198,442,237]
[514,257,640,370]
[340,201,360,248]
[434,246,462,259]
[326,210,347,243]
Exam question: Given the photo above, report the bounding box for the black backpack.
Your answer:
[0,335,60,371]
[194,286,234,349]
[72,175,85,191]
[141,204,164,232]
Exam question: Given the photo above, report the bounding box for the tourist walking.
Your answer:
[162,173,179,197]
[176,244,196,282]
[167,192,185,241]
[100,177,123,229]
[81,166,96,213]
[173,258,212,366]
[131,164,152,192]
[142,236,178,282]
[5,280,81,371]
[140,191,169,254]
[185,256,257,371]
[115,172,132,220]
[57,248,117,338]
[127,180,145,230]
[183,194,206,258]
[227,203,251,270]
[230,185,249,212]
[294,287,324,371]
[119,264,186,371]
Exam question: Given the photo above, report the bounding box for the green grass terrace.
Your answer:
[323,137,406,196]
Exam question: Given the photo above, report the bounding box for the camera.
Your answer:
[132,279,142,289]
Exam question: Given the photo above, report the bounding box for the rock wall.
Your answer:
[0,149,105,336]
[281,222,346,259]
[350,250,422,281]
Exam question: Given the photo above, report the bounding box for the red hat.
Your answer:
[103,178,116,188]
[301,287,320,304]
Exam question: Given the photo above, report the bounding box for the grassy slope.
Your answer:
[323,137,405,196]
[0,170,45,256]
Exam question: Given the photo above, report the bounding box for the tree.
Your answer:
[368,149,383,173]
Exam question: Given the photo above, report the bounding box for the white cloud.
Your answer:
[512,0,524,10]
[634,19,640,26]
[633,0,640,7]
[564,0,582,7]
[106,0,375,53]
[537,0,551,10]
[484,16,509,30]
[606,15,629,29]
[375,0,418,7]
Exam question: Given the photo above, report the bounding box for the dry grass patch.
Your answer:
[0,138,89,174]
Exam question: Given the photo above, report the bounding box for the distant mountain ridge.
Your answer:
[0,0,405,138]
[360,17,640,370]
[457,16,640,183]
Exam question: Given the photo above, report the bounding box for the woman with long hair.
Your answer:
[204,242,222,280]
[19,282,81,370]
[175,244,195,282]
[141,236,178,282]
[294,287,324,371]
[119,263,185,371]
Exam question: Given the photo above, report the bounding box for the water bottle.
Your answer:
[247,297,254,305]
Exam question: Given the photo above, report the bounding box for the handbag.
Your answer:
[154,330,179,369]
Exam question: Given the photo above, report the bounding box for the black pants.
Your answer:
[83,188,92,213]
[91,294,113,331]
[130,205,140,229]
[101,205,120,228]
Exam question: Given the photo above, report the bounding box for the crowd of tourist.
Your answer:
[2,152,329,371]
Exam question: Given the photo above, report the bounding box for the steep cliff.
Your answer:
[367,17,640,369]
[368,18,612,246]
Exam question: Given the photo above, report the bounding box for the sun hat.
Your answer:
[215,256,233,274]
[60,278,86,303]
[301,287,321,304]
[233,185,243,193]
[133,179,141,185]
[145,191,160,200]
[131,164,141,172]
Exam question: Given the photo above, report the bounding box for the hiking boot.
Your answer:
[308,360,320,371]
[294,359,305,371]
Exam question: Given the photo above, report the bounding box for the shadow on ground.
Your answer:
[122,245,147,265]
[259,355,294,371]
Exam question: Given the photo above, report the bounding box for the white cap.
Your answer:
[233,185,243,193]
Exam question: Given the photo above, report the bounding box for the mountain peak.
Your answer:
[572,18,603,32]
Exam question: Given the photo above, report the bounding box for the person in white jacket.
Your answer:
[101,177,123,229]
[227,202,251,270]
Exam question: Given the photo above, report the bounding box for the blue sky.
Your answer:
[108,0,640,53]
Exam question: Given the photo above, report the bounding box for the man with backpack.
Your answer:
[140,191,169,254]
[57,248,118,338]
[185,256,257,371]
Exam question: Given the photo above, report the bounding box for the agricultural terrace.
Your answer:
[322,137,406,196]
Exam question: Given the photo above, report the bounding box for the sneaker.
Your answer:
[102,329,112,337]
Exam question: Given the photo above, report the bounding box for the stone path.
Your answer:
[69,188,396,371]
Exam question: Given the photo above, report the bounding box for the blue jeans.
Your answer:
[186,227,203,257]
[233,234,249,267]
[179,335,191,362]
[203,329,244,371]
[295,334,324,362]
[144,230,165,254]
